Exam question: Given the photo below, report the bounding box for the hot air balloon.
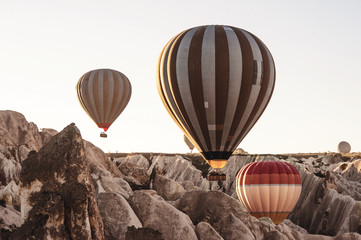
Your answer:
[337,141,351,154]
[236,161,302,224]
[76,69,131,137]
[184,135,195,152]
[156,25,275,180]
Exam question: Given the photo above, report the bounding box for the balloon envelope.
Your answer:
[236,161,301,224]
[157,25,275,169]
[76,69,131,132]
[337,141,351,153]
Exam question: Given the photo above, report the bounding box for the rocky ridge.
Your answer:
[0,110,360,240]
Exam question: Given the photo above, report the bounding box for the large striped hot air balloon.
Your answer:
[76,69,132,137]
[236,161,302,224]
[156,25,275,179]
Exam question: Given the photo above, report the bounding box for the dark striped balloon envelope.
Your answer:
[236,161,302,224]
[156,25,276,174]
[76,69,132,137]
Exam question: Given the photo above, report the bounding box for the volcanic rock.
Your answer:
[0,206,21,238]
[84,140,123,178]
[334,159,361,182]
[0,110,48,151]
[1,110,361,240]
[97,192,141,240]
[287,160,361,235]
[152,174,185,201]
[124,226,163,240]
[0,111,57,186]
[12,123,104,240]
[0,157,21,186]
[175,189,263,239]
[118,162,150,190]
[195,222,224,240]
[0,181,20,210]
[148,155,209,190]
[129,190,198,240]
[93,171,133,200]
[114,154,150,169]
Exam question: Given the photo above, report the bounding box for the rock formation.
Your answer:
[97,192,141,240]
[129,190,198,240]
[0,110,361,240]
[13,123,104,240]
[288,157,361,235]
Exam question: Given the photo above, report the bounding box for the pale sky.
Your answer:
[1,0,361,154]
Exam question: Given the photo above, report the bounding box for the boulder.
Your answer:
[93,172,133,200]
[0,206,21,237]
[114,154,150,169]
[119,162,150,190]
[176,189,265,239]
[97,192,142,240]
[195,222,224,240]
[152,174,185,201]
[148,155,209,190]
[333,233,361,240]
[129,190,197,240]
[214,213,256,240]
[84,140,123,178]
[263,230,289,240]
[319,154,342,165]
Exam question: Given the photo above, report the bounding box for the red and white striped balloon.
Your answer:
[236,161,301,224]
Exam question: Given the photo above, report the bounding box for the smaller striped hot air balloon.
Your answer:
[76,69,132,137]
[236,161,302,224]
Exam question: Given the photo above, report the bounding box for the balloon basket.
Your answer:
[207,172,226,181]
[100,132,107,138]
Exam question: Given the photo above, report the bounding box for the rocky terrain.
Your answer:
[0,110,361,240]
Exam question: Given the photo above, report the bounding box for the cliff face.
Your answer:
[0,110,360,240]
[14,123,104,240]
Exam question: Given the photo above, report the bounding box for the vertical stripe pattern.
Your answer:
[236,161,302,225]
[184,135,195,151]
[156,25,275,166]
[76,69,131,131]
